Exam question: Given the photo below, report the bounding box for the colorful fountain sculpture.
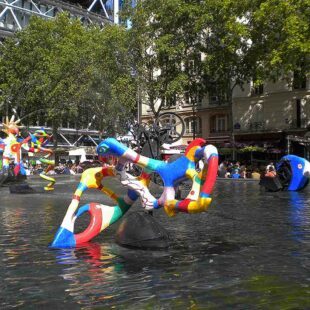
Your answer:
[0,116,29,178]
[261,154,310,192]
[0,116,55,190]
[28,128,56,191]
[51,137,219,248]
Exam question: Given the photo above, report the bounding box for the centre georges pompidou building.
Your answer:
[0,1,121,39]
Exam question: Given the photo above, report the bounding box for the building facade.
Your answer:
[141,94,231,147]
[141,74,310,160]
[233,75,310,160]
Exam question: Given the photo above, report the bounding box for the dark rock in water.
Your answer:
[260,176,283,192]
[115,211,170,250]
[9,183,45,194]
[0,173,8,186]
[0,169,27,186]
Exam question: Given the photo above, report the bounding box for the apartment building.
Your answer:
[233,74,310,159]
[141,74,310,160]
[141,92,231,146]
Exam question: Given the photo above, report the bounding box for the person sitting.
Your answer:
[231,169,241,179]
[265,166,277,177]
[224,171,231,178]
[251,168,261,180]
[240,168,247,179]
[266,162,275,173]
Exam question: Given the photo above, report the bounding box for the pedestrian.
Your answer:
[265,166,277,177]
[240,167,247,179]
[231,169,241,179]
[218,161,227,178]
[251,168,261,180]
[266,162,275,173]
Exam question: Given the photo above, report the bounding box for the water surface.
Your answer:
[0,176,309,309]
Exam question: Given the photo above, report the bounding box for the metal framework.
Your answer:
[0,0,115,39]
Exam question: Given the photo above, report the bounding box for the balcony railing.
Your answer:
[210,128,230,133]
[248,121,265,131]
[233,121,265,132]
[234,119,310,133]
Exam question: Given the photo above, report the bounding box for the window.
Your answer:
[208,83,228,105]
[216,116,226,132]
[251,83,264,95]
[251,74,264,96]
[248,103,264,130]
[209,96,219,104]
[163,95,176,108]
[184,91,202,106]
[293,70,306,89]
[210,114,228,132]
[185,116,201,134]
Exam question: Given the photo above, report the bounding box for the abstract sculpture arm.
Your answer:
[163,142,218,216]
[27,130,56,190]
[51,167,137,248]
[0,139,4,153]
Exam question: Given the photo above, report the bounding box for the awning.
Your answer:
[207,135,231,145]
[266,148,283,154]
[287,135,310,145]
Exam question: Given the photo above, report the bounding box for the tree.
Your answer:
[124,0,197,117]
[0,13,136,143]
[249,0,309,83]
[79,24,137,137]
[124,0,309,120]
[123,0,254,118]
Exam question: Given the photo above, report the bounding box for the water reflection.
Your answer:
[51,235,244,308]
[53,243,122,306]
[288,191,310,243]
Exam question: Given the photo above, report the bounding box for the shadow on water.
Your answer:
[52,236,242,270]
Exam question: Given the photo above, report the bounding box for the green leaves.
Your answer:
[0,13,136,135]
[127,0,308,114]
[239,146,265,153]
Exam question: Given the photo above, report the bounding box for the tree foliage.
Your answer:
[249,0,310,82]
[0,13,136,138]
[123,0,309,114]
[239,146,265,153]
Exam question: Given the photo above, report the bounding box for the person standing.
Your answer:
[266,162,275,173]
[218,161,227,177]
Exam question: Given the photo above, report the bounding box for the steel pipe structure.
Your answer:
[0,0,117,39]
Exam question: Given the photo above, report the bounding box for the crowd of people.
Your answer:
[22,160,84,176]
[22,157,278,180]
[217,160,277,179]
